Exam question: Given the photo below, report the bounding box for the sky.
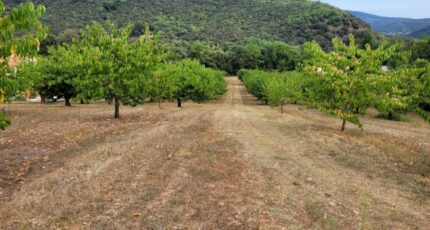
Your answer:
[320,0,430,19]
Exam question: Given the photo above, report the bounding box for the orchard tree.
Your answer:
[416,61,430,110]
[264,72,304,113]
[412,61,430,123]
[17,45,84,106]
[240,69,274,104]
[154,61,189,107]
[155,59,226,107]
[76,22,164,118]
[303,35,401,131]
[126,27,166,106]
[372,67,421,120]
[0,1,47,129]
[152,64,175,108]
[264,76,287,113]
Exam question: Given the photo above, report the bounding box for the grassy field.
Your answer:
[0,77,429,229]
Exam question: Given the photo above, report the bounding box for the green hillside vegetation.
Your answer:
[349,11,430,36]
[167,38,304,75]
[410,26,430,38]
[5,0,368,47]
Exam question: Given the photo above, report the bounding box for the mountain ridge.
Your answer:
[409,25,430,38]
[348,10,430,37]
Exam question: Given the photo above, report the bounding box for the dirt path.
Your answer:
[215,77,430,228]
[0,77,429,229]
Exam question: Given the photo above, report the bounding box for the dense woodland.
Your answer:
[1,0,430,131]
[410,25,430,39]
[349,11,430,37]
[4,0,369,48]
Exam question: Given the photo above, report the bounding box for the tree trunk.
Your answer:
[65,97,71,106]
[341,119,347,132]
[159,98,162,109]
[80,99,84,104]
[114,96,120,119]
[280,100,285,114]
[177,97,182,108]
[388,111,394,120]
[41,95,46,103]
[341,103,351,132]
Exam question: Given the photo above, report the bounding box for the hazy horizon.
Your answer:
[321,0,430,19]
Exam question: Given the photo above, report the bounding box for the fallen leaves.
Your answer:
[131,212,142,217]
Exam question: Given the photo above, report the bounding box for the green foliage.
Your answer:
[239,69,273,102]
[264,72,304,110]
[103,0,123,12]
[349,11,430,37]
[0,110,11,130]
[17,45,84,106]
[411,37,430,61]
[409,26,430,39]
[417,62,430,110]
[372,67,421,119]
[240,36,427,129]
[0,1,47,58]
[240,69,305,112]
[0,1,47,129]
[154,59,226,107]
[227,39,301,74]
[4,0,368,47]
[303,35,413,130]
[167,38,302,75]
[74,21,165,117]
[390,36,430,65]
[416,108,430,124]
[16,20,227,119]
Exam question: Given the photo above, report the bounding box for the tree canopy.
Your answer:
[154,59,226,108]
[0,1,47,129]
[240,35,427,131]
[74,22,165,118]
[303,35,414,130]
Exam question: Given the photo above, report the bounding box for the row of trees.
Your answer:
[17,22,226,119]
[1,2,227,130]
[166,30,382,76]
[238,69,307,114]
[240,35,430,131]
[154,60,226,108]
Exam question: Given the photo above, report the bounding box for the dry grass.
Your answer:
[0,77,429,229]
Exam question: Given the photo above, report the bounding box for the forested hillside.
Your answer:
[4,0,368,46]
[349,11,430,37]
[410,25,430,38]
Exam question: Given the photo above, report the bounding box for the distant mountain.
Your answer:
[4,0,368,46]
[348,11,430,37]
[409,25,430,38]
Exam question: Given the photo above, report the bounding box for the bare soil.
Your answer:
[0,77,429,229]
